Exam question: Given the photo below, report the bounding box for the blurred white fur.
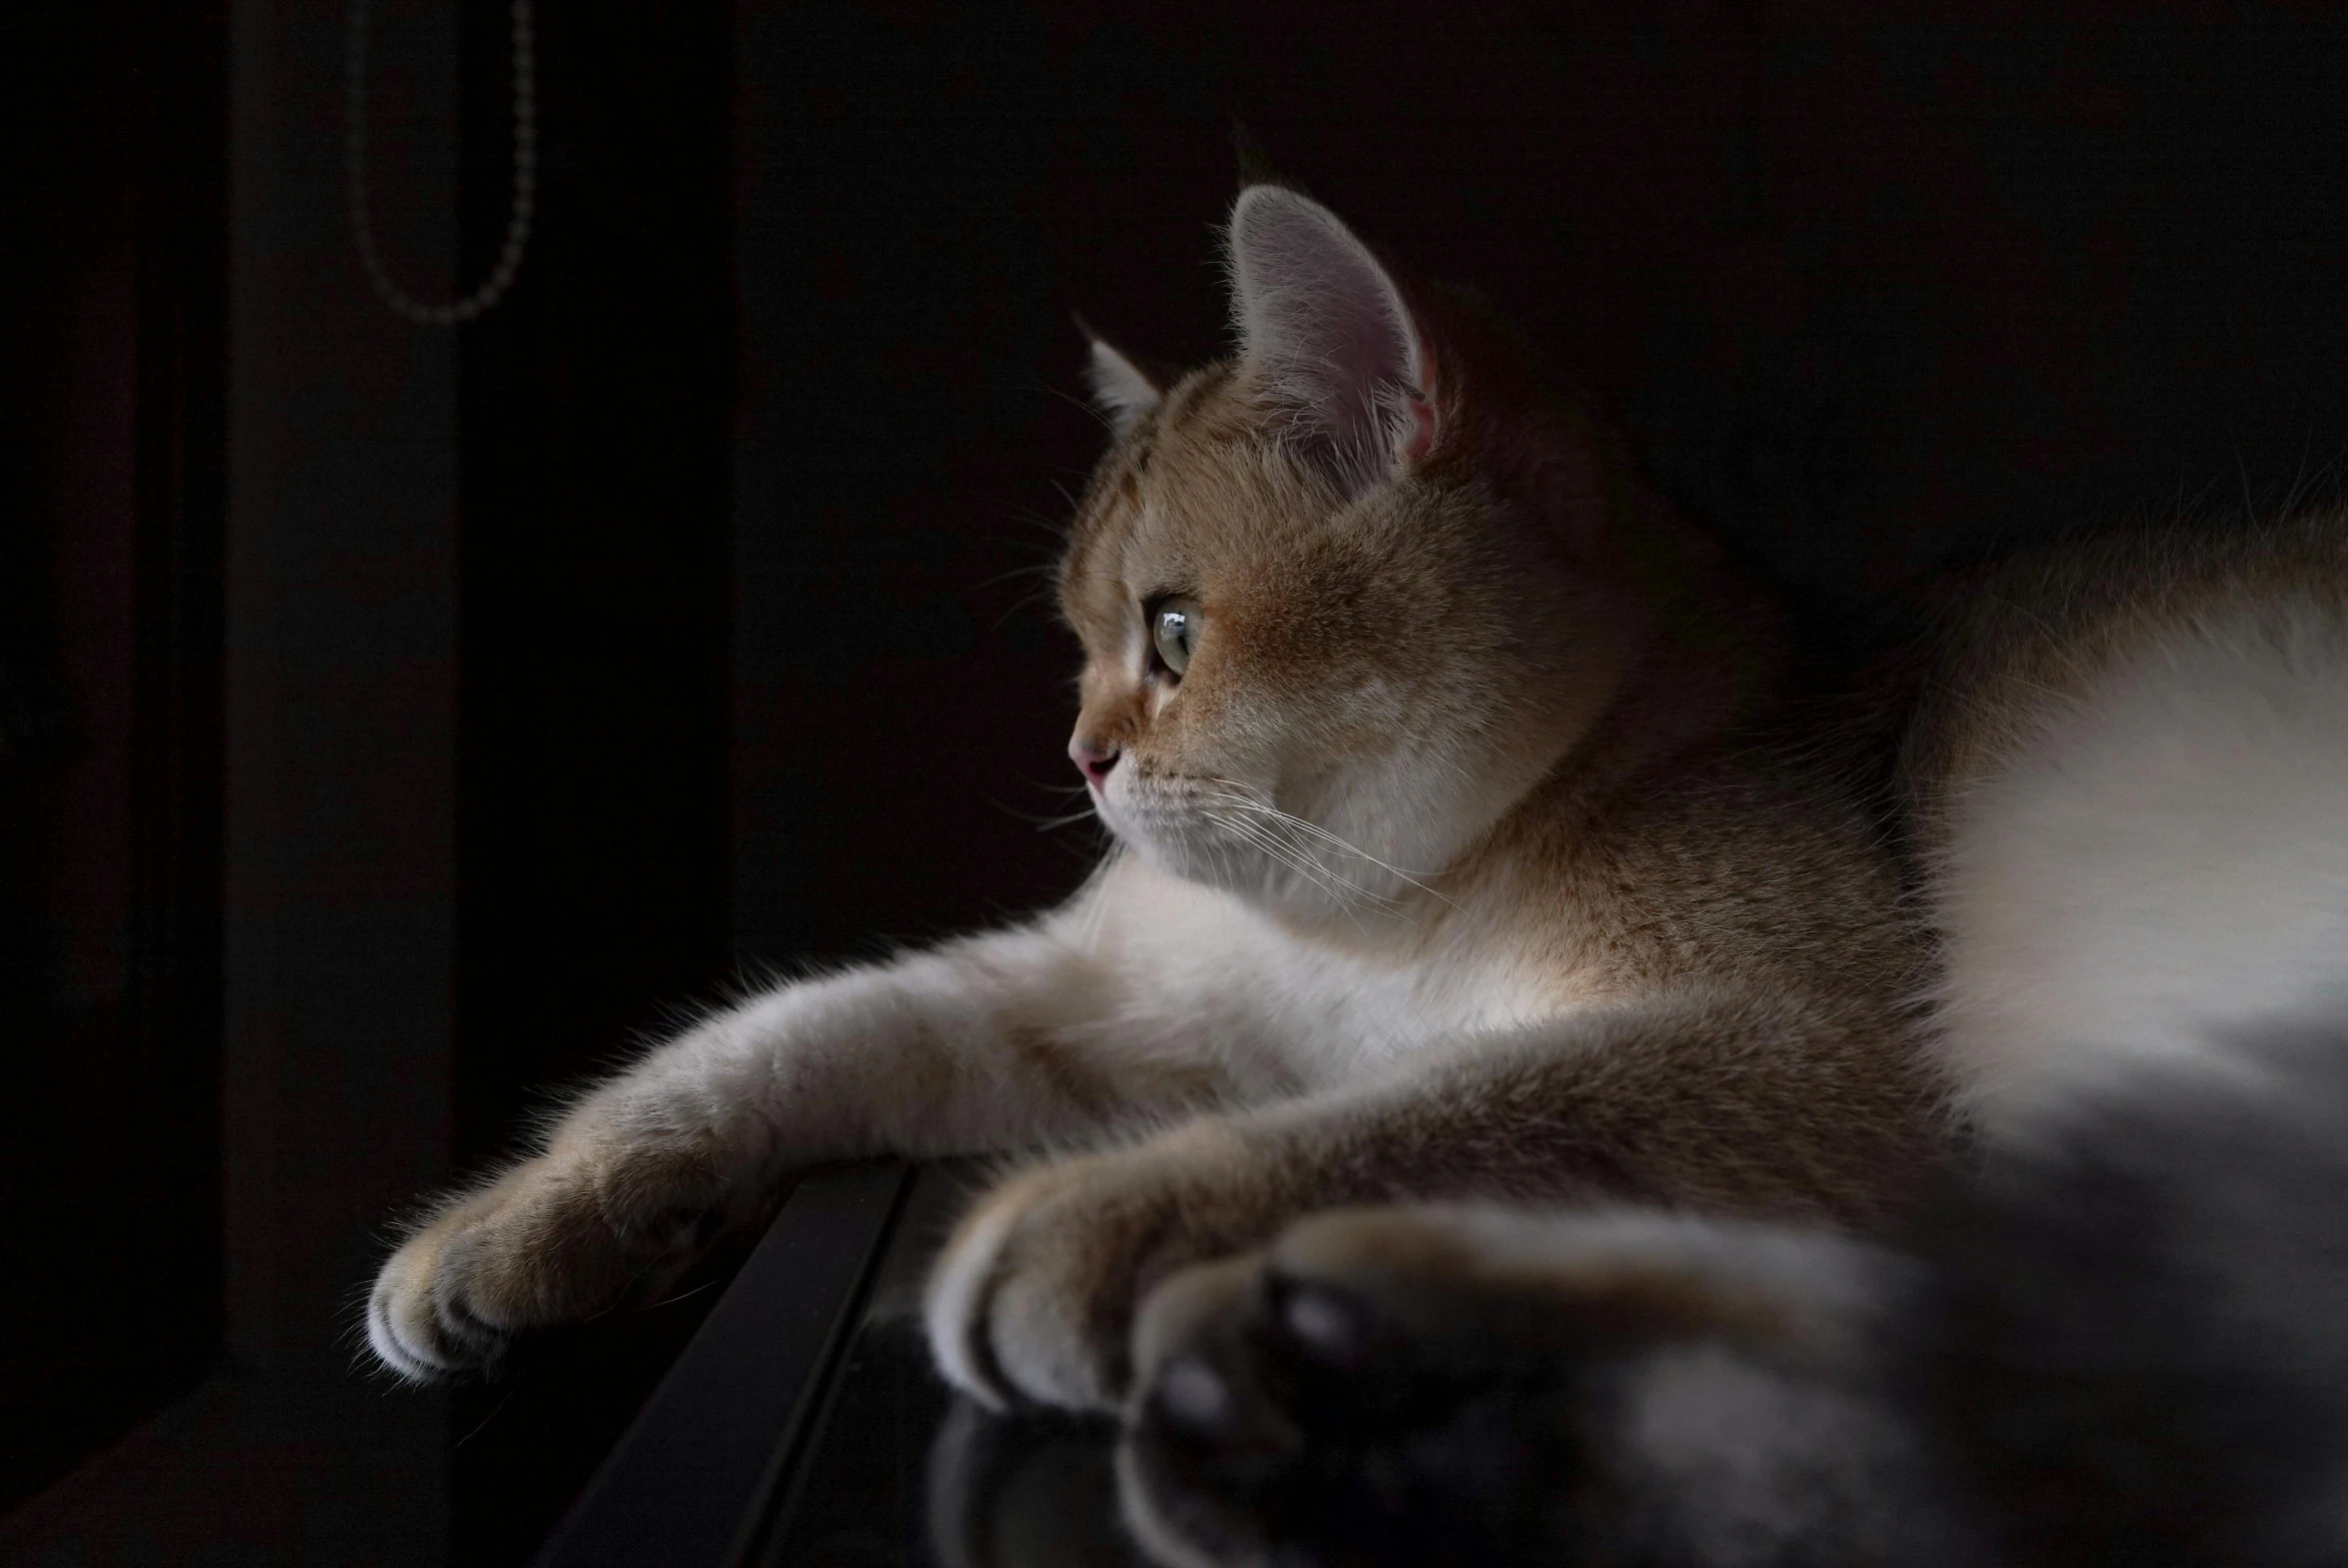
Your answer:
[1936,596,2348,1133]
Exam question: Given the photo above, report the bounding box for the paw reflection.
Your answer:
[925,1400,1146,1568]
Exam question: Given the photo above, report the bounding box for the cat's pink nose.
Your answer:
[1071,738,1119,787]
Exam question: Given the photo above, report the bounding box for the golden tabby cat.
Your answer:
[367,185,2346,1472]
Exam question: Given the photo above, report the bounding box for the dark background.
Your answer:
[7,1,2348,1561]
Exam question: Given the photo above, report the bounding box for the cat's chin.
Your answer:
[1106,814,1285,912]
[1103,819,1246,900]
[1116,827,1416,935]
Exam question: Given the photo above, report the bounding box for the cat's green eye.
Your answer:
[1151,596,1200,678]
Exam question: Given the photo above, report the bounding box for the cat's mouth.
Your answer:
[1093,769,1216,850]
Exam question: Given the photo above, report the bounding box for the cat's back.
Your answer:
[1901,512,2348,845]
[1903,510,2348,1130]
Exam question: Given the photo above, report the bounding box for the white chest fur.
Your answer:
[1068,852,1564,1094]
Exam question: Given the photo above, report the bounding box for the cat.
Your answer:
[365,185,2341,1483]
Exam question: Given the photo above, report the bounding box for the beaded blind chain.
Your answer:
[345,0,536,326]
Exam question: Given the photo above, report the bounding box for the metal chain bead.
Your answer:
[346,0,536,327]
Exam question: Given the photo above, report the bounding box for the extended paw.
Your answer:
[365,1132,728,1382]
[925,1125,1270,1413]
[1118,1205,1902,1568]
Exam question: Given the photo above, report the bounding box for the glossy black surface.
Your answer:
[769,1329,1143,1568]
[538,1163,915,1568]
[764,1169,1145,1568]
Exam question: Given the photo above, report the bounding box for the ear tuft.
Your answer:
[1230,120,1281,190]
[1080,330,1164,436]
[1226,185,1437,491]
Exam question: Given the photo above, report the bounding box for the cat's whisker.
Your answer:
[1204,807,1397,928]
[1199,780,1430,870]
[1024,806,1103,831]
[1205,834,1243,896]
[1203,808,1349,900]
[1204,809,1349,903]
[1253,808,1445,896]
[1199,782,1454,904]
[1218,810,1396,913]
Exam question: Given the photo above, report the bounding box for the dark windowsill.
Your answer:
[533,1161,917,1568]
[532,1159,1145,1568]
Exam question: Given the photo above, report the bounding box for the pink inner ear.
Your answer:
[1401,391,1436,462]
[1399,328,1440,462]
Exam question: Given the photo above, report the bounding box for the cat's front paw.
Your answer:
[1118,1205,1905,1568]
[924,1125,1272,1413]
[365,1128,728,1382]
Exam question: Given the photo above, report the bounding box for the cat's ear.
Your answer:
[1226,185,1438,491]
[1079,324,1164,436]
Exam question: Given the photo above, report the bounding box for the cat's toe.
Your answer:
[1121,1243,1432,1568]
[926,1130,1272,1413]
[926,1160,1160,1411]
[364,1142,717,1383]
[366,1194,523,1382]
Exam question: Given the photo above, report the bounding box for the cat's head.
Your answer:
[1060,187,1650,928]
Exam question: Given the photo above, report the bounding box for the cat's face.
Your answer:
[1059,189,1633,928]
